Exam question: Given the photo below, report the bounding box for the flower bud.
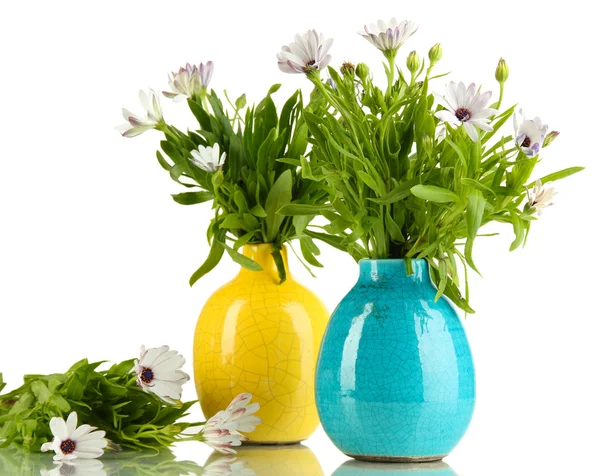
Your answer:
[340,61,355,77]
[356,63,370,82]
[495,58,509,84]
[406,51,420,74]
[373,87,385,109]
[543,130,560,147]
[428,43,442,66]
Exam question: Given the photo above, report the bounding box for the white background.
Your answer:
[1,1,598,475]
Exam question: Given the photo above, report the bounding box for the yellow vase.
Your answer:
[193,244,328,443]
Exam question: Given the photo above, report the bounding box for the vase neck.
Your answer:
[357,259,431,287]
[239,244,290,281]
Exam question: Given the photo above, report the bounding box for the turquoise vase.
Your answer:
[315,259,475,462]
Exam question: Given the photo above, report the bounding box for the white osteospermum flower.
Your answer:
[359,18,417,54]
[200,393,261,454]
[277,30,333,74]
[435,81,498,142]
[203,457,257,476]
[527,179,557,215]
[163,61,214,102]
[513,109,548,157]
[189,143,227,173]
[40,412,108,461]
[117,89,163,138]
[40,459,107,476]
[134,345,190,404]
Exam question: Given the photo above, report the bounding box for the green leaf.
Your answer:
[357,171,381,193]
[250,204,267,218]
[271,246,287,283]
[171,191,213,205]
[277,203,329,216]
[221,243,263,271]
[525,167,585,188]
[368,177,421,205]
[264,170,293,242]
[234,231,255,249]
[385,211,404,242]
[464,191,486,274]
[189,233,225,286]
[0,373,5,393]
[509,211,525,251]
[461,178,496,197]
[411,185,460,203]
[30,381,52,404]
[300,238,324,268]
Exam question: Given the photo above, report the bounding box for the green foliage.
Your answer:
[154,87,328,284]
[291,47,582,313]
[0,360,200,453]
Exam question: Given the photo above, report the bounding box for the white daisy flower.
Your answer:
[117,89,163,138]
[513,109,548,157]
[200,393,261,454]
[189,143,227,173]
[359,18,418,54]
[40,459,107,476]
[435,81,498,142]
[527,179,557,215]
[40,412,108,461]
[134,345,190,404]
[203,457,257,476]
[163,61,214,102]
[277,30,333,74]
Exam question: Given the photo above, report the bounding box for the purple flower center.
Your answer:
[522,136,531,148]
[455,107,471,122]
[141,367,154,384]
[60,439,76,455]
[303,60,317,72]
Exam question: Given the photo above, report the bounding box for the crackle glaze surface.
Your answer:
[194,244,328,443]
[205,445,324,475]
[315,259,475,460]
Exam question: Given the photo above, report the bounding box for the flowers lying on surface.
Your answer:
[163,61,213,102]
[359,18,417,55]
[204,457,257,476]
[134,345,190,404]
[435,81,498,142]
[527,179,557,215]
[117,89,163,138]
[40,412,110,461]
[513,109,548,157]
[199,393,261,454]
[190,143,227,173]
[277,29,333,74]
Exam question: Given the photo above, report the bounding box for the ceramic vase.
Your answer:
[315,259,475,461]
[194,244,328,443]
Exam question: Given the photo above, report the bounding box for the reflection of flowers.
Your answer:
[203,456,256,476]
[40,458,107,476]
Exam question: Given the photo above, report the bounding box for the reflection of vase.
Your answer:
[206,444,324,476]
[333,460,458,475]
[316,259,475,462]
[194,244,329,443]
